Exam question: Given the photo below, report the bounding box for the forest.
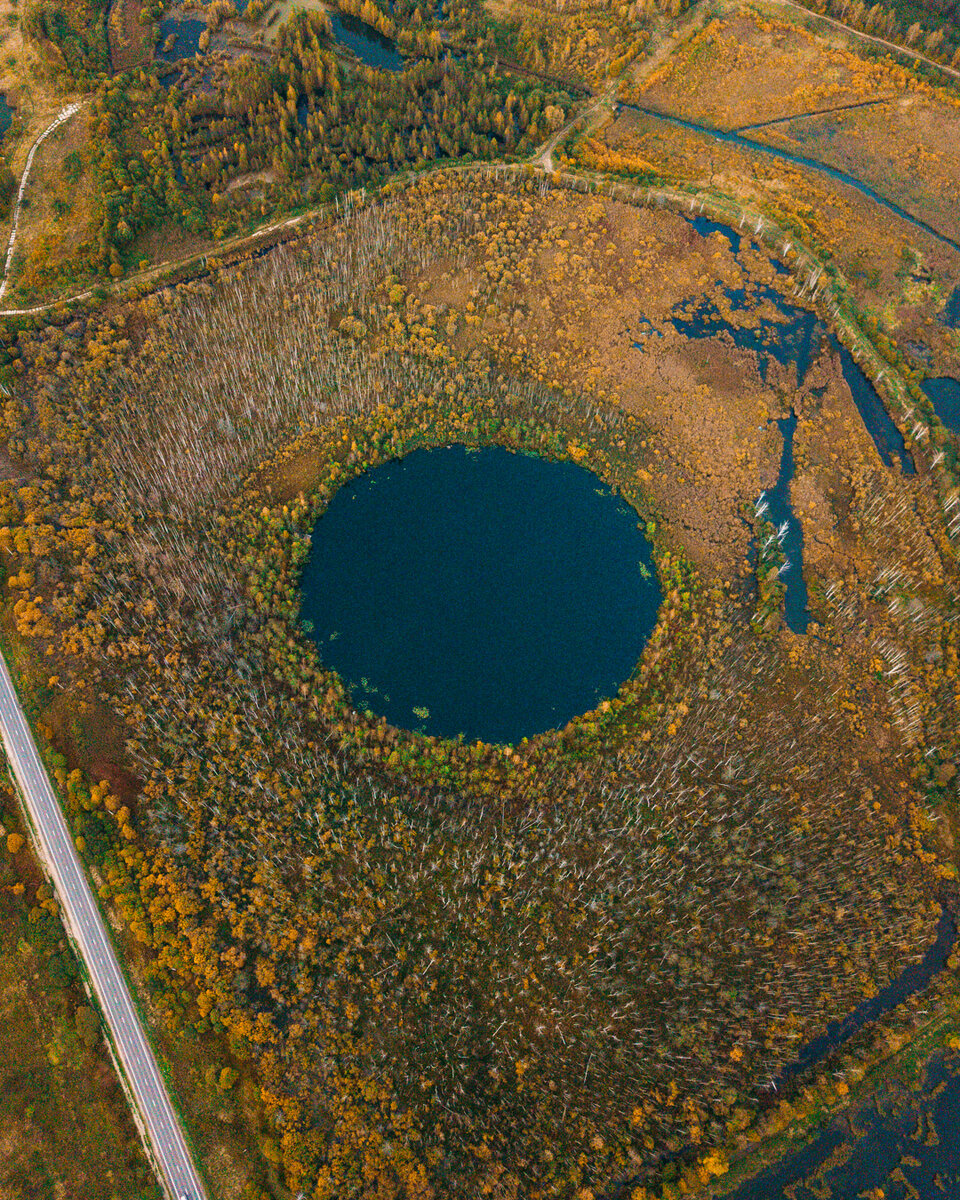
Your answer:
[0,168,958,1198]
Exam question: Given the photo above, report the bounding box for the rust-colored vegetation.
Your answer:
[0,171,958,1199]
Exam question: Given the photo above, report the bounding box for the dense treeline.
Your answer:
[796,0,960,64]
[20,0,110,82]
[75,16,569,277]
[0,174,955,1199]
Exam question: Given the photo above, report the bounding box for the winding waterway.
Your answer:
[621,103,960,254]
[760,412,810,635]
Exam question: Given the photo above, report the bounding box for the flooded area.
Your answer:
[158,1,403,67]
[329,8,403,69]
[731,1049,960,1200]
[832,337,915,474]
[156,15,206,61]
[922,377,960,436]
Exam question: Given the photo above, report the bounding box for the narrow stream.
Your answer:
[832,335,915,474]
[940,284,960,329]
[772,905,957,1089]
[759,411,810,635]
[620,103,960,255]
[727,914,959,1200]
[605,907,957,1199]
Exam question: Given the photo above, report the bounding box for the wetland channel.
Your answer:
[921,376,960,436]
[653,212,913,630]
[614,214,947,1197]
[621,104,960,255]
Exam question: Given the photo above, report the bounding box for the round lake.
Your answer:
[299,445,662,744]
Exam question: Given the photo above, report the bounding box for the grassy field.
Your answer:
[1,617,283,1200]
[626,8,905,126]
[756,92,960,246]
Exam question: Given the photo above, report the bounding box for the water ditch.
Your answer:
[619,103,960,255]
[644,213,913,629]
[678,218,913,479]
[730,1038,960,1200]
[941,285,960,329]
[773,906,957,1090]
[834,336,915,473]
[604,906,958,1200]
[725,906,959,1200]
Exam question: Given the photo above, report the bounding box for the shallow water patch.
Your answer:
[758,412,809,635]
[156,15,206,60]
[668,281,819,385]
[921,376,960,436]
[940,285,960,330]
[730,912,959,1200]
[329,9,403,69]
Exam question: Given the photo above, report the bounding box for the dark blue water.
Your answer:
[299,445,662,743]
[669,282,818,385]
[620,103,960,255]
[941,285,960,329]
[833,337,915,473]
[771,906,956,1091]
[689,213,742,255]
[156,16,206,60]
[666,277,912,473]
[759,413,809,635]
[329,9,403,70]
[0,96,11,141]
[921,376,960,435]
[731,1049,960,1200]
[688,212,791,273]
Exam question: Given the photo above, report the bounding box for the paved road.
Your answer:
[0,650,207,1200]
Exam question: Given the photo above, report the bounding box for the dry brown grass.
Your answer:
[758,93,960,247]
[629,9,925,126]
[585,106,960,374]
[8,104,95,295]
[0,851,155,1200]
